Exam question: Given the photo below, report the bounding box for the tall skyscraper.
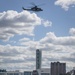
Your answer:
[51,62,66,75]
[36,49,42,70]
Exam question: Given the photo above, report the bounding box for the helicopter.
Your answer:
[22,3,43,12]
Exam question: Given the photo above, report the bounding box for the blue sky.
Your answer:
[0,0,75,72]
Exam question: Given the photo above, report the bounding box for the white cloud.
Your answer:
[69,28,75,36]
[19,38,30,42]
[55,0,75,11]
[42,20,52,27]
[40,32,75,46]
[0,10,41,41]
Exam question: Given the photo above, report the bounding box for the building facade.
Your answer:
[0,71,23,75]
[51,62,66,75]
[0,72,7,75]
[32,70,38,75]
[32,68,50,75]
[41,68,50,75]
[24,71,32,75]
[36,49,42,70]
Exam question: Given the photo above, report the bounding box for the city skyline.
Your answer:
[0,0,75,72]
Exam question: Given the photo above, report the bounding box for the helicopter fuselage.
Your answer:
[31,7,43,11]
[22,6,43,12]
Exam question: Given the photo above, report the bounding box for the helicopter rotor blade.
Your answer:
[30,2,45,7]
[37,3,45,7]
[31,2,36,6]
[27,6,33,8]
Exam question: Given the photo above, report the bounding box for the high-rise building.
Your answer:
[51,62,66,75]
[36,49,42,70]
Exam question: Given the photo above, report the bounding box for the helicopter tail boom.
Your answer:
[22,7,31,11]
[22,7,27,10]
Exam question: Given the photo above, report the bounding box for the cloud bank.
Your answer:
[0,28,75,71]
[0,10,41,41]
